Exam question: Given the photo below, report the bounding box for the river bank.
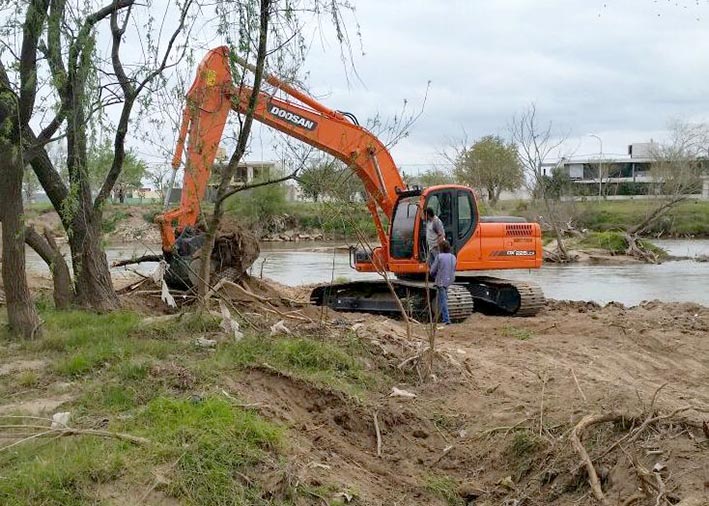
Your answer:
[23,199,709,247]
[16,238,709,307]
[1,278,707,505]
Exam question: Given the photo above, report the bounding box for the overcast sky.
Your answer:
[104,0,709,175]
[233,0,709,174]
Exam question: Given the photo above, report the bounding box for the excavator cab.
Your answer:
[372,185,480,274]
[420,186,477,257]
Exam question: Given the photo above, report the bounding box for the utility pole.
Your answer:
[589,134,603,198]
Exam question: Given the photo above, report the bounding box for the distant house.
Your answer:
[545,142,708,199]
[206,159,281,202]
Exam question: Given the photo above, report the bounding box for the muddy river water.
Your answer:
[25,239,709,306]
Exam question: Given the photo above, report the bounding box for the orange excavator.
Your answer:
[157,46,545,318]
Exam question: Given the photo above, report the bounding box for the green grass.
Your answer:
[0,308,292,505]
[493,199,709,237]
[0,397,283,506]
[210,334,374,395]
[32,310,178,378]
[0,438,126,506]
[575,231,667,258]
[101,209,130,233]
[501,325,534,341]
[577,231,628,254]
[504,430,547,479]
[424,475,463,506]
[0,307,391,505]
[130,396,282,505]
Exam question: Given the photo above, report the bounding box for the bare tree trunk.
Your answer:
[197,0,271,301]
[0,95,41,338]
[24,226,73,309]
[627,196,685,236]
[542,198,570,261]
[69,218,119,311]
[64,59,120,311]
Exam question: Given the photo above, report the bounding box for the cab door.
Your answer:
[423,188,477,255]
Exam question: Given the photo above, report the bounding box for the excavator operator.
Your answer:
[425,207,446,265]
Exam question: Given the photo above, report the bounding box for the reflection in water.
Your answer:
[24,240,709,306]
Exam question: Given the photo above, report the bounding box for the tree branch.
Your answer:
[110,1,134,96]
[218,168,301,204]
[19,0,50,125]
[94,0,193,210]
[135,0,194,95]
[46,0,68,86]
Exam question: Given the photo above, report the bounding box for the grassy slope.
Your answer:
[0,309,389,505]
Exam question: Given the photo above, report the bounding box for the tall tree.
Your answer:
[0,0,195,310]
[0,88,41,337]
[624,121,708,260]
[454,135,523,206]
[87,139,148,195]
[298,157,338,202]
[417,168,453,188]
[510,104,570,262]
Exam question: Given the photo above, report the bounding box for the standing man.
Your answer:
[430,240,456,325]
[425,207,445,264]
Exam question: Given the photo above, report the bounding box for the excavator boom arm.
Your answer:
[157,46,405,253]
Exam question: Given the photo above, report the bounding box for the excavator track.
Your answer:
[446,285,476,321]
[310,276,543,319]
[461,276,546,317]
[310,280,474,323]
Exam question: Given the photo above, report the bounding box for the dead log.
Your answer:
[624,233,658,264]
[570,413,621,506]
[112,254,164,268]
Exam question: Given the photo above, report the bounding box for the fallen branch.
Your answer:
[112,254,164,267]
[597,405,694,463]
[570,413,619,506]
[620,493,646,506]
[570,403,709,504]
[654,471,666,506]
[373,411,382,458]
[571,368,588,403]
[0,425,151,452]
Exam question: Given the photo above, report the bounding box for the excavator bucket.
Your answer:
[164,222,260,290]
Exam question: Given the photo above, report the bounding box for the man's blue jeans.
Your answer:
[437,286,450,324]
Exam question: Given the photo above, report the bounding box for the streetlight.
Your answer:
[589,133,603,197]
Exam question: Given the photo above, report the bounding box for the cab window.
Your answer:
[457,191,473,238]
[390,196,418,259]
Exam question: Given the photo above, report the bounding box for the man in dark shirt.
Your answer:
[430,240,456,325]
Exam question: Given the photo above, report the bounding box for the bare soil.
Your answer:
[2,276,708,505]
[220,296,709,505]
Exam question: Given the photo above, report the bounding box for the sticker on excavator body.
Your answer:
[490,250,536,257]
[204,69,217,86]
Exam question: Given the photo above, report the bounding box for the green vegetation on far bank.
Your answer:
[496,199,709,238]
[574,231,667,258]
[26,195,709,243]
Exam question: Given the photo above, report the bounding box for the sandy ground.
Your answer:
[214,285,709,505]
